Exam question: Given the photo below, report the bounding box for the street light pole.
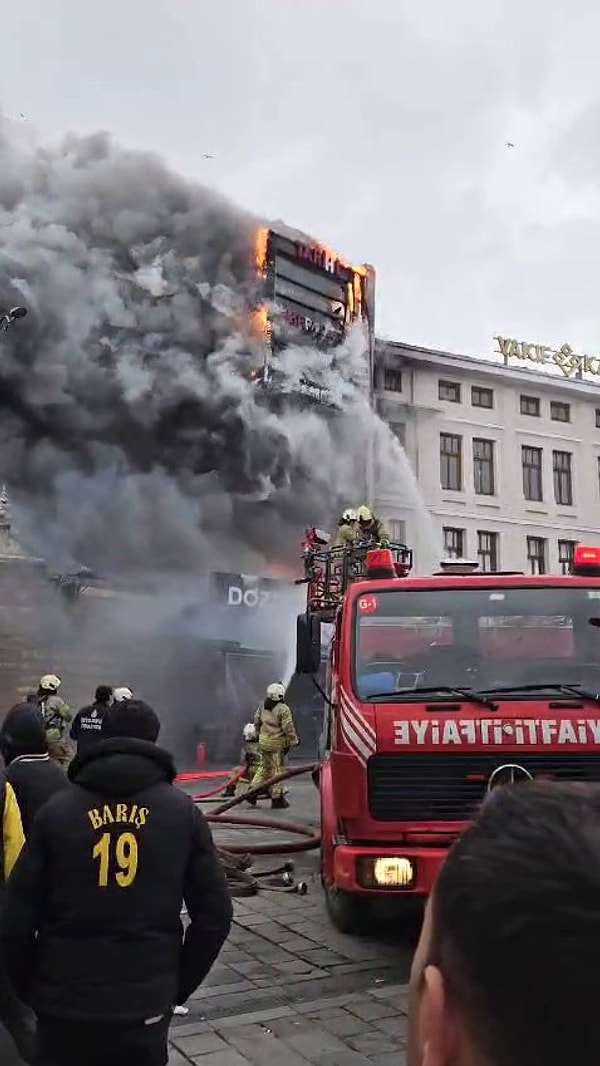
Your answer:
[0,306,27,332]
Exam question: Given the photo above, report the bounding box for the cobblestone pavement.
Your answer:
[1,773,416,1064]
[168,775,414,1064]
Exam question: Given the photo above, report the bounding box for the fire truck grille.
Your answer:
[367,752,600,822]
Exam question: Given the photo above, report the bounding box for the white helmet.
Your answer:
[266,682,286,702]
[242,723,257,741]
[342,507,357,522]
[39,674,61,693]
[113,687,133,702]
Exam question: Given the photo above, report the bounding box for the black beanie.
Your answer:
[1,702,48,762]
[103,699,160,743]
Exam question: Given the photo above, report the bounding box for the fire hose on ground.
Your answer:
[175,763,321,897]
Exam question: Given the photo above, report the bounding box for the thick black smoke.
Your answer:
[0,117,384,577]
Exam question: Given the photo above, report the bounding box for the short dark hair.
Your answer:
[95,685,113,704]
[429,781,600,1066]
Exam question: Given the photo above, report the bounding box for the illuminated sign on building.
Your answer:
[494,335,600,380]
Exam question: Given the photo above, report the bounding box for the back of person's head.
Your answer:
[0,702,48,762]
[103,699,160,744]
[408,780,600,1066]
[94,685,113,705]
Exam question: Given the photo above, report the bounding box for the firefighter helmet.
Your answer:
[266,682,286,702]
[39,674,61,693]
[242,723,257,741]
[357,505,373,523]
[342,507,357,522]
[113,687,133,702]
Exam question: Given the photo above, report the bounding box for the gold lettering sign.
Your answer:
[494,336,600,379]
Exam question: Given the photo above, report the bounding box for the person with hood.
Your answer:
[70,685,114,756]
[0,702,69,837]
[36,673,73,766]
[249,683,298,810]
[0,698,233,1066]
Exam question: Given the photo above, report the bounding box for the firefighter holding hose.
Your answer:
[250,683,298,810]
[223,723,261,798]
[332,507,359,547]
[356,504,389,546]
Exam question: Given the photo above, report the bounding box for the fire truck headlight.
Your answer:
[358,856,415,889]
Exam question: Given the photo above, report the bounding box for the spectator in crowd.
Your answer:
[70,685,114,755]
[0,751,34,1063]
[0,702,69,837]
[0,698,233,1066]
[407,779,600,1066]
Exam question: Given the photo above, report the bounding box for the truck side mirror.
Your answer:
[296,613,321,674]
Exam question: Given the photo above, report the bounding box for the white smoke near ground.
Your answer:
[0,115,405,579]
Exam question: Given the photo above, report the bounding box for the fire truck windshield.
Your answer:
[353,585,600,701]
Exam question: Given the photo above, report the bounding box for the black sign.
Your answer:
[211,572,285,610]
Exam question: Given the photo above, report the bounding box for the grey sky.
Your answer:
[2,0,600,356]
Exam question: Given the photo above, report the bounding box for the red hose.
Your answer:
[175,769,231,783]
[191,767,245,801]
[201,762,321,856]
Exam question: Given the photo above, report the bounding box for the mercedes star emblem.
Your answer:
[486,763,533,794]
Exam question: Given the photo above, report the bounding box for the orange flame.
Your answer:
[254,228,269,274]
[249,305,270,338]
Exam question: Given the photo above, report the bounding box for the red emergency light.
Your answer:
[365,548,396,579]
[572,545,600,577]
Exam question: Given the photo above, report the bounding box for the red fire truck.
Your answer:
[296,541,600,933]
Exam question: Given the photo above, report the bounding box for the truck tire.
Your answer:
[323,881,371,935]
[320,850,371,935]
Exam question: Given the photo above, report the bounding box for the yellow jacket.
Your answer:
[254,701,298,752]
[332,522,358,548]
[2,779,25,881]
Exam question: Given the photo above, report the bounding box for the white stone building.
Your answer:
[372,338,600,574]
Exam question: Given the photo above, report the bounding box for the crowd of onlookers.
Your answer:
[0,673,597,1066]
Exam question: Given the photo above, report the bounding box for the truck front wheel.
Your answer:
[322,872,371,935]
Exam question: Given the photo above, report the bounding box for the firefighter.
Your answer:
[36,674,73,767]
[222,723,262,798]
[356,504,389,546]
[113,686,133,702]
[332,507,359,547]
[250,683,298,810]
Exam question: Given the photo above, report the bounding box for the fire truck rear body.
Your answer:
[297,543,600,931]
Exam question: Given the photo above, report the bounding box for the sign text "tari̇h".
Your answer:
[494,335,600,379]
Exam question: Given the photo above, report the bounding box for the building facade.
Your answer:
[373,339,600,574]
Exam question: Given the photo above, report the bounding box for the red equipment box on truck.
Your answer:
[296,542,600,934]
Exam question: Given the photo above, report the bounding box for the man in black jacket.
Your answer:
[0,702,69,837]
[70,685,114,755]
[0,699,233,1066]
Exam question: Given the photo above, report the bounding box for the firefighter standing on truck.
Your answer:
[250,683,298,810]
[36,675,73,767]
[356,505,389,546]
[332,508,359,547]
